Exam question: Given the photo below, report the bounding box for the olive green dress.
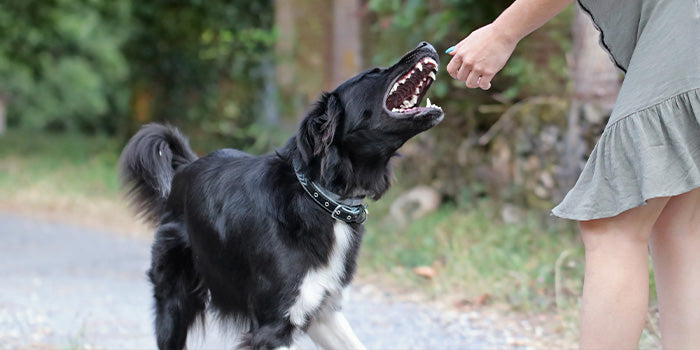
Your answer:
[552,0,700,220]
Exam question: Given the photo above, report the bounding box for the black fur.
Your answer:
[119,42,443,350]
[119,124,198,223]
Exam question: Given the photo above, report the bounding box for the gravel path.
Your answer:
[0,212,525,349]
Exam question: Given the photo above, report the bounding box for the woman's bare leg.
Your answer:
[578,197,670,349]
[650,187,700,349]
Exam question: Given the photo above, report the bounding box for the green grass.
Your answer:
[0,129,140,232]
[360,197,585,311]
[0,129,122,199]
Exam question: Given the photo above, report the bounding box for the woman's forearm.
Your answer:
[493,0,575,44]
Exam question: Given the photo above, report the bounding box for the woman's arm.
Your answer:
[446,0,575,90]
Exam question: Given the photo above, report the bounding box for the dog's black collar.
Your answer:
[293,161,368,224]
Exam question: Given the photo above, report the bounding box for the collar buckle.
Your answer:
[293,160,368,224]
[332,204,369,224]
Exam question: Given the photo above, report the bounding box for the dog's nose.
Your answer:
[417,41,435,52]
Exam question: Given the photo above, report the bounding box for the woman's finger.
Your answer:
[465,70,481,89]
[478,73,494,90]
[446,53,461,79]
[456,64,470,82]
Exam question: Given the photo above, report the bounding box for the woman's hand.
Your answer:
[445,23,519,90]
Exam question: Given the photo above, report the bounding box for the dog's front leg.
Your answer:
[306,310,365,350]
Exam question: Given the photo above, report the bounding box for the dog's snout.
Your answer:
[416,41,435,53]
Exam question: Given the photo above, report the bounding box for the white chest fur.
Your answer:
[288,222,353,327]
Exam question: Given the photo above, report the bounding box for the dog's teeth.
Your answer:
[429,71,436,80]
[416,62,423,71]
[426,97,432,108]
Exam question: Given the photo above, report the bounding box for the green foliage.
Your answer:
[124,0,277,150]
[367,0,509,56]
[501,6,573,99]
[0,0,277,151]
[0,0,130,133]
[366,0,572,113]
[366,0,511,99]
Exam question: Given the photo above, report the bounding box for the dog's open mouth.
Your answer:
[385,57,442,115]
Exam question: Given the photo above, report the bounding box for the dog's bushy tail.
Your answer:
[119,123,198,223]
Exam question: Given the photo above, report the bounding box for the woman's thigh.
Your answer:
[579,196,670,248]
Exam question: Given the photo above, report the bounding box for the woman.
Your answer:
[446,0,700,348]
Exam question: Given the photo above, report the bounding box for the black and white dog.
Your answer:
[119,42,443,350]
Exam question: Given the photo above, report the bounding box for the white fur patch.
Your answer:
[288,222,353,327]
[307,309,366,350]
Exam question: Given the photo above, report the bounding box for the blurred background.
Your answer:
[0,0,660,347]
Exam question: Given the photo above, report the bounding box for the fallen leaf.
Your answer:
[412,266,437,279]
[475,293,491,305]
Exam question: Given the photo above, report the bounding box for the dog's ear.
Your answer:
[297,93,343,162]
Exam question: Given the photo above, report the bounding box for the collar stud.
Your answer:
[293,160,368,224]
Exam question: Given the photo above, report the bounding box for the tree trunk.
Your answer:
[331,0,362,88]
[274,0,363,123]
[124,81,154,137]
[571,7,620,108]
[558,6,621,199]
[0,96,6,136]
[274,0,331,121]
[261,57,279,127]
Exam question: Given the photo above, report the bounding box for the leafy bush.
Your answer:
[0,0,276,147]
[123,0,277,151]
[0,0,130,133]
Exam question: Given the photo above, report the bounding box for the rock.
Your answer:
[390,186,441,226]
